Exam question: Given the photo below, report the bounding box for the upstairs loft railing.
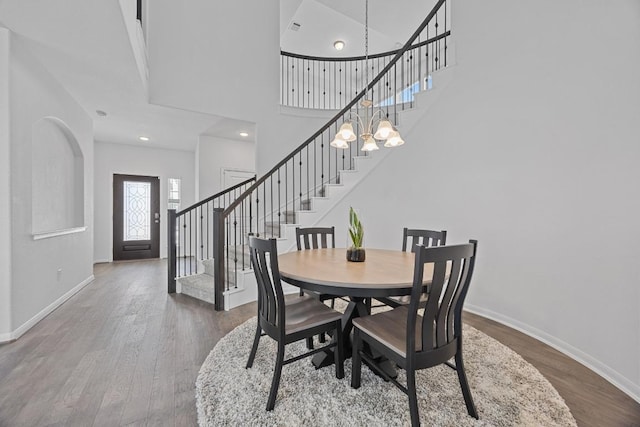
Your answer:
[167,0,450,311]
[280,3,449,111]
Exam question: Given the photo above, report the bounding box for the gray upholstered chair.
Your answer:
[295,226,347,348]
[246,236,344,411]
[351,240,479,426]
[377,228,447,308]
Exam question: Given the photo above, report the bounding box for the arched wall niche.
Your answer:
[31,116,85,237]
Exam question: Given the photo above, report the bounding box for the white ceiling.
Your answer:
[281,0,436,57]
[0,0,434,152]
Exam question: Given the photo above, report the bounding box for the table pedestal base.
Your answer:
[311,297,398,379]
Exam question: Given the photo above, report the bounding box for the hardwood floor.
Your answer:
[0,259,638,426]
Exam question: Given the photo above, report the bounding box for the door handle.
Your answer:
[155,212,160,223]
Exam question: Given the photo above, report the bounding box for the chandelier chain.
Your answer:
[364,0,369,100]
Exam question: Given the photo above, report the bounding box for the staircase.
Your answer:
[169,0,452,311]
[177,66,454,309]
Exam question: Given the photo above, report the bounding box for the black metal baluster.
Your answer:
[435,11,440,71]
[199,206,203,260]
[307,60,310,108]
[270,175,275,237]
[323,62,326,109]
[255,187,260,237]
[299,152,302,210]
[333,122,342,184]
[249,187,253,236]
[277,168,281,236]
[177,215,181,276]
[233,196,237,286]
[298,57,302,107]
[331,62,338,108]
[206,202,209,259]
[444,0,448,67]
[321,134,325,193]
[339,62,342,109]
[411,48,415,108]
[240,195,245,271]
[189,210,193,275]
[313,139,317,197]
[262,183,266,237]
[225,211,230,291]
[306,145,309,203]
[418,36,422,92]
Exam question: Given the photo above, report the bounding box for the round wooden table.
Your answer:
[278,248,432,373]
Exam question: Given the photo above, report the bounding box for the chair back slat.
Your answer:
[436,258,462,347]
[403,228,447,252]
[296,226,335,250]
[409,241,477,354]
[250,237,285,333]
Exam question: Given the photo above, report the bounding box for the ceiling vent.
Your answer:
[289,22,301,31]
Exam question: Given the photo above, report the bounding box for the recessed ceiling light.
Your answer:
[139,136,150,141]
[96,110,107,117]
[239,132,249,137]
[334,40,345,51]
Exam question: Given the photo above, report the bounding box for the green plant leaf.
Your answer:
[348,206,363,248]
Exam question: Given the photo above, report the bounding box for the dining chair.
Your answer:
[376,228,447,308]
[295,226,347,349]
[403,228,447,252]
[246,236,345,411]
[351,240,479,426]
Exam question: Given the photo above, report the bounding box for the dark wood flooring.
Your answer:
[0,259,638,426]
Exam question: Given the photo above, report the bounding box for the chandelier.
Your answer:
[330,0,405,152]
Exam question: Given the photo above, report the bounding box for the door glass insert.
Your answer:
[123,180,151,241]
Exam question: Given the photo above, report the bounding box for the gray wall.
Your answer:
[197,136,255,200]
[0,28,11,338]
[322,0,640,400]
[8,34,94,333]
[93,141,196,262]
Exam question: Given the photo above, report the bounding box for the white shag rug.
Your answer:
[196,316,577,426]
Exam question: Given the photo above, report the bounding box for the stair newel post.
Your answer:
[212,207,225,311]
[167,209,177,293]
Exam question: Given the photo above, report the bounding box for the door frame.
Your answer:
[112,174,160,261]
[221,168,256,189]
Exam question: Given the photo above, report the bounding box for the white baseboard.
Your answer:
[1,275,95,343]
[465,304,640,404]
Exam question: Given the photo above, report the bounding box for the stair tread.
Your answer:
[177,273,214,290]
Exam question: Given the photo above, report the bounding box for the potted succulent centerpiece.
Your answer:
[347,207,365,262]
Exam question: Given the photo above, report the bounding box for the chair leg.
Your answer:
[330,298,335,309]
[266,341,285,411]
[306,337,314,350]
[350,329,362,388]
[319,333,326,343]
[334,321,344,379]
[246,322,262,369]
[454,351,478,419]
[407,366,420,427]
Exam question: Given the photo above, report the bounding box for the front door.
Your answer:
[113,174,160,260]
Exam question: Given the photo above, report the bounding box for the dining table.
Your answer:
[278,247,434,377]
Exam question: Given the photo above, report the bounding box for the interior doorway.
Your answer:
[222,168,255,189]
[113,174,160,260]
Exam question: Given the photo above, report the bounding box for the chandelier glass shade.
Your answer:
[329,0,405,152]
